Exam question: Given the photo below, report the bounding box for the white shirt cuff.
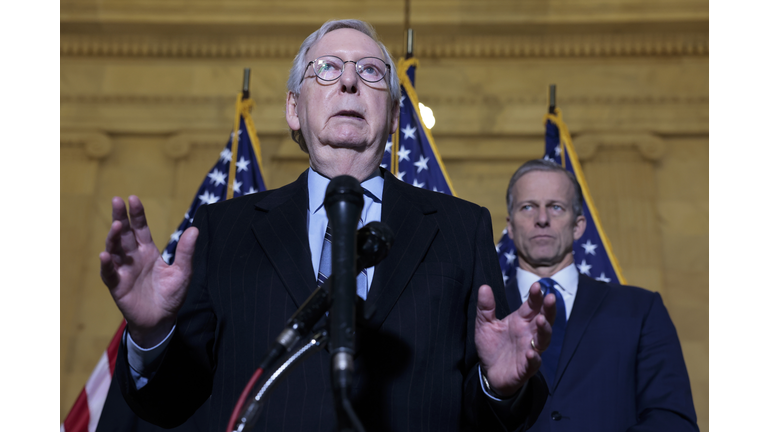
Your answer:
[478,364,504,401]
[124,324,176,389]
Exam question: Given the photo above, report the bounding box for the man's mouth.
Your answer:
[334,110,365,120]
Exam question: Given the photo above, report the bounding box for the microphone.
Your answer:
[356,222,394,270]
[324,175,364,355]
[259,222,393,371]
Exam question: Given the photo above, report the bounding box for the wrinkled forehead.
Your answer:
[513,170,576,203]
[307,28,384,61]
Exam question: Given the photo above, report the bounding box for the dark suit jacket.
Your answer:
[115,169,547,432]
[506,274,698,432]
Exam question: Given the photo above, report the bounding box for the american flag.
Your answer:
[61,93,267,432]
[161,94,267,265]
[60,322,125,432]
[381,57,455,196]
[496,107,626,286]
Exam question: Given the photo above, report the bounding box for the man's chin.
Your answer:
[318,132,369,149]
[521,251,566,268]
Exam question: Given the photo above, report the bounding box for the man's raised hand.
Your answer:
[474,282,556,397]
[99,195,198,348]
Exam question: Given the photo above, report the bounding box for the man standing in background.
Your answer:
[503,159,698,431]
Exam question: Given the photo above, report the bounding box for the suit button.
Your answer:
[551,411,562,421]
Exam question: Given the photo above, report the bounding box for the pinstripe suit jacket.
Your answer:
[116,169,547,431]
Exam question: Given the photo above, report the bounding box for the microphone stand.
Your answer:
[324,176,365,432]
[231,329,330,432]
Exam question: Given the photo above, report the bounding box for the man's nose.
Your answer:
[339,63,359,94]
[535,207,549,226]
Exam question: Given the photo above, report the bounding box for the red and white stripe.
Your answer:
[62,321,126,432]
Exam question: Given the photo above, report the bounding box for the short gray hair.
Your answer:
[506,159,584,218]
[286,19,401,152]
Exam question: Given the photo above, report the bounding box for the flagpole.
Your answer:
[227,68,251,199]
[242,68,251,100]
[404,0,411,42]
[394,28,414,172]
[549,84,556,114]
[405,28,414,60]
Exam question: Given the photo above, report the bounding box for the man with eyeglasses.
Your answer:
[103,19,551,432]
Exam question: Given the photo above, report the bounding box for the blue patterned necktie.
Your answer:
[316,223,369,300]
[538,277,567,387]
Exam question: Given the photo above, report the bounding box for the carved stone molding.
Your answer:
[416,33,707,58]
[60,34,305,59]
[573,132,666,162]
[60,131,113,159]
[164,131,232,159]
[61,31,708,59]
[60,94,284,105]
[60,93,708,107]
[422,95,709,107]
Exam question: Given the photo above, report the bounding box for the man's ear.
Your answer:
[506,216,514,240]
[286,92,301,131]
[573,214,587,241]
[389,101,399,135]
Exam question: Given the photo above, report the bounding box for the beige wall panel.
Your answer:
[61,0,407,26]
[62,58,293,133]
[414,57,708,135]
[61,0,708,26]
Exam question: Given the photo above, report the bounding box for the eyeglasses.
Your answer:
[303,55,390,84]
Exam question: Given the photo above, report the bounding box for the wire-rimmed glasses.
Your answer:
[304,55,390,84]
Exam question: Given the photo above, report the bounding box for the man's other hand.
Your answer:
[99,195,198,348]
[474,283,556,397]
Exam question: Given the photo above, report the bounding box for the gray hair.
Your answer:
[506,159,584,218]
[286,19,401,152]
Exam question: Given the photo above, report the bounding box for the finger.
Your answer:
[526,347,542,370]
[533,314,553,352]
[475,284,497,325]
[172,227,199,277]
[127,195,154,246]
[543,293,557,326]
[99,251,120,289]
[104,220,124,255]
[527,282,544,311]
[111,197,138,252]
[515,282,542,320]
[524,348,543,380]
[111,197,129,232]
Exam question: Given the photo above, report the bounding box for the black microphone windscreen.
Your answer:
[324,175,364,209]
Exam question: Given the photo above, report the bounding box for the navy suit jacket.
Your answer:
[114,169,547,432]
[506,274,698,431]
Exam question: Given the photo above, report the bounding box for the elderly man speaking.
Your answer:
[100,19,552,432]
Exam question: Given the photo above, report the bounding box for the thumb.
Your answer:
[173,227,199,275]
[476,284,497,324]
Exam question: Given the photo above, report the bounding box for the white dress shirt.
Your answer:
[515,263,579,321]
[307,167,383,295]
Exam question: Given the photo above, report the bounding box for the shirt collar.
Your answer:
[308,167,383,214]
[516,263,579,296]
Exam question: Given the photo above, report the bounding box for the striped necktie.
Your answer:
[316,223,369,300]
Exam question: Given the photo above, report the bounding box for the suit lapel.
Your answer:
[553,275,609,391]
[364,171,437,330]
[250,170,318,308]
